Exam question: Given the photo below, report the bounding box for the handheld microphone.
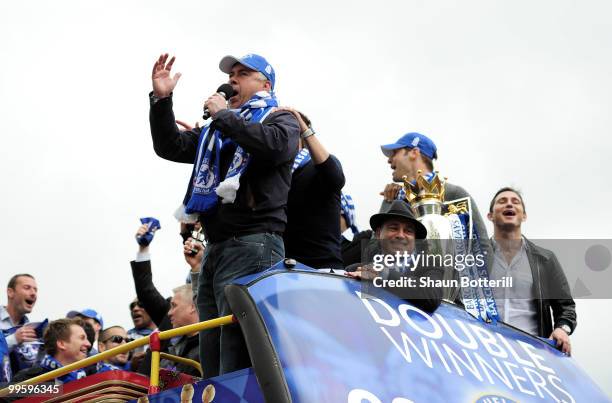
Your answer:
[203,83,236,120]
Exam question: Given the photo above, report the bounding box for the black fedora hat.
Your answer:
[369,200,428,239]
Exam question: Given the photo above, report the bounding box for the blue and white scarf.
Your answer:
[40,354,86,383]
[184,91,278,215]
[340,193,359,235]
[96,361,122,373]
[447,213,500,324]
[397,172,499,323]
[292,148,311,173]
[396,171,435,201]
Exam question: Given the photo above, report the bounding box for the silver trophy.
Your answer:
[402,171,473,303]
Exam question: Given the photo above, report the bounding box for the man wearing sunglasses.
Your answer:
[96,326,131,372]
[127,299,156,355]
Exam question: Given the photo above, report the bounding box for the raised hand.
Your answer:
[135,223,155,252]
[183,238,205,272]
[379,183,403,202]
[14,325,38,344]
[275,106,309,132]
[152,53,182,98]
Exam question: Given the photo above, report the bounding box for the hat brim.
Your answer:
[380,143,405,157]
[66,310,101,325]
[219,55,240,74]
[219,55,258,74]
[370,212,428,239]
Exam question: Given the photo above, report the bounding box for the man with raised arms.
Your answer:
[148,53,299,377]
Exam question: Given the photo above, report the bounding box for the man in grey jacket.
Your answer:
[379,132,489,241]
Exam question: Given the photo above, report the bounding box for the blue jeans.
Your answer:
[196,232,284,377]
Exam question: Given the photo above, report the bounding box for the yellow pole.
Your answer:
[148,330,162,394]
[158,315,235,341]
[159,353,203,376]
[149,351,161,392]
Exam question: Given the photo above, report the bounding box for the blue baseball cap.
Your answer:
[67,308,104,328]
[380,132,438,160]
[219,53,276,90]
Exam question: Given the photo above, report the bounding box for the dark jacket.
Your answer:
[160,334,200,377]
[346,241,445,313]
[285,156,345,269]
[341,230,374,267]
[149,95,300,243]
[130,260,170,328]
[487,238,577,338]
[524,238,577,337]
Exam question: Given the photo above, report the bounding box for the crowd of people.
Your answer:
[0,51,576,388]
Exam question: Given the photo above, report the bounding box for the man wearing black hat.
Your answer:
[346,201,445,312]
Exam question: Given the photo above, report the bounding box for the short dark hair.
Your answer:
[44,317,85,357]
[420,154,434,171]
[129,299,142,311]
[7,274,35,290]
[489,187,526,213]
[100,326,125,342]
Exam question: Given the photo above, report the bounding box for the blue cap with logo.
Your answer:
[66,309,104,328]
[219,53,276,90]
[380,132,438,160]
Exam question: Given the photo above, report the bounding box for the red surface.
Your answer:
[149,330,161,351]
[15,371,150,402]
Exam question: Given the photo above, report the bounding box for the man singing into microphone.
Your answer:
[148,53,299,377]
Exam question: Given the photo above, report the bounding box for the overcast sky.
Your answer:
[1,0,610,395]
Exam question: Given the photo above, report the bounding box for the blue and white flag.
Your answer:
[0,331,10,383]
[137,217,161,246]
[6,319,48,373]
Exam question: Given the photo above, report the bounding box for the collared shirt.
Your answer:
[127,327,154,355]
[489,238,538,335]
[0,305,29,349]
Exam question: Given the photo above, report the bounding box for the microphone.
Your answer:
[203,84,236,120]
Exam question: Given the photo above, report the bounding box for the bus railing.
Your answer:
[0,314,235,398]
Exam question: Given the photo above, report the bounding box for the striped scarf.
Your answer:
[40,354,86,383]
[340,193,359,234]
[292,148,311,173]
[184,91,278,214]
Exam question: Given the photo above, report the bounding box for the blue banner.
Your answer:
[136,266,609,402]
[243,266,608,402]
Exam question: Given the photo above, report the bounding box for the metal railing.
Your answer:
[0,314,235,398]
